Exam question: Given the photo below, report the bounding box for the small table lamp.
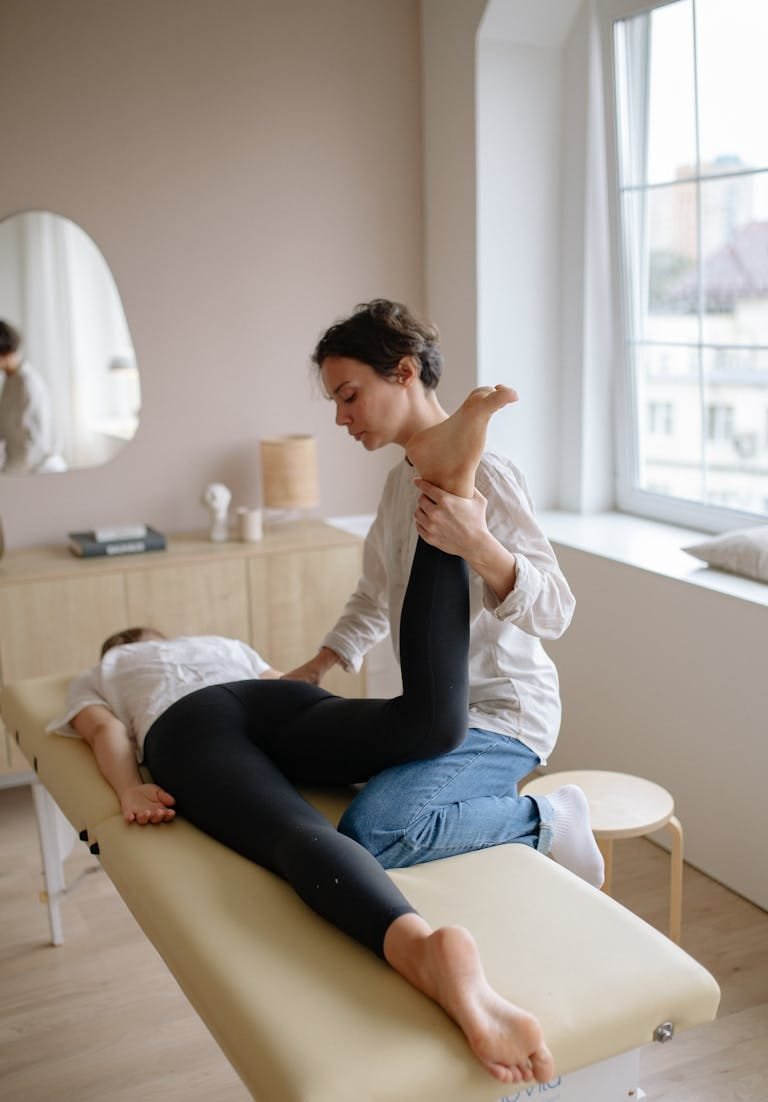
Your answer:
[260,434,320,523]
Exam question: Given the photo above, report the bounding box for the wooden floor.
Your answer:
[1,783,766,1102]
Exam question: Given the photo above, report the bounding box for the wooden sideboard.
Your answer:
[0,521,364,785]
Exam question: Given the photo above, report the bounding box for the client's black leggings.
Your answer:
[144,537,469,957]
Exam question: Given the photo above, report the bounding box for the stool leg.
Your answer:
[597,836,613,895]
[666,815,684,944]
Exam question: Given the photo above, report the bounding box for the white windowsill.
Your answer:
[329,511,768,609]
[327,515,377,541]
[538,510,768,608]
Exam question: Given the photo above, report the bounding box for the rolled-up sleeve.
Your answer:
[477,457,575,640]
[46,668,106,737]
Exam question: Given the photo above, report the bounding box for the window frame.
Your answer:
[597,0,768,533]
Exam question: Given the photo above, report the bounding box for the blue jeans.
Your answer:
[337,727,556,869]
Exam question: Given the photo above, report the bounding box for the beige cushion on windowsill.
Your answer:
[683,525,768,583]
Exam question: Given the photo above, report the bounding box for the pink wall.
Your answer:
[0,0,424,548]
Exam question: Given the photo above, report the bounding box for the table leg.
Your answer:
[30,782,68,946]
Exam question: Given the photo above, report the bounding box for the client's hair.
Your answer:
[100,626,166,658]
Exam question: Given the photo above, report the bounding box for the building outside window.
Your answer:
[606,0,768,529]
[648,400,675,435]
[705,403,734,442]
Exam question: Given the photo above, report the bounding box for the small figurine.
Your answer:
[202,482,231,542]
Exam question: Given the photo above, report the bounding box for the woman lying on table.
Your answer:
[52,387,569,1088]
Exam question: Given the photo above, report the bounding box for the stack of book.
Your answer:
[67,524,167,558]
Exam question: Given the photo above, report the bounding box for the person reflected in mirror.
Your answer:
[51,392,556,1088]
[0,320,67,474]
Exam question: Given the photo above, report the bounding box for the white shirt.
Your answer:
[48,635,270,761]
[322,453,575,763]
[0,361,55,473]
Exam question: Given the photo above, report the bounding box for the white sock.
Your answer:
[545,785,605,888]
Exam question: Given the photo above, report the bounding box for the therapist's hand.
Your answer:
[413,480,491,559]
[281,647,340,685]
[414,478,519,601]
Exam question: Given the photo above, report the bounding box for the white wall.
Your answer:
[0,0,422,548]
[420,0,488,413]
[546,543,768,912]
[424,0,605,511]
[476,38,562,502]
[558,1,615,514]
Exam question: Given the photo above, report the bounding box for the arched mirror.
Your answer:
[0,210,139,475]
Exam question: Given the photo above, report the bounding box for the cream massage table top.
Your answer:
[2,674,721,1102]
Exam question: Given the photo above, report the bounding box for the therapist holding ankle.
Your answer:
[287,299,604,888]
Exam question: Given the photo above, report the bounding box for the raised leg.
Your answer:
[232,538,471,781]
[405,385,518,497]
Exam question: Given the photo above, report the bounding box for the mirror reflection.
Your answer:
[0,211,139,475]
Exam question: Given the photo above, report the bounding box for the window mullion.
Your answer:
[692,0,707,504]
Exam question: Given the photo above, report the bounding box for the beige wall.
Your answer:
[0,0,424,548]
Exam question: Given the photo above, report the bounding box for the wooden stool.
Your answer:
[521,769,684,943]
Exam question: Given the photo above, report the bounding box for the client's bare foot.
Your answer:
[384,918,554,1085]
[406,385,518,497]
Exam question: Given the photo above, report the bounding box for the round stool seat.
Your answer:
[522,769,675,837]
[521,769,684,943]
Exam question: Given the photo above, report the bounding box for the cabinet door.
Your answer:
[246,555,270,660]
[125,560,250,640]
[0,575,128,682]
[259,545,364,697]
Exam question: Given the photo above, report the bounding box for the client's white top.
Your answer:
[48,635,270,761]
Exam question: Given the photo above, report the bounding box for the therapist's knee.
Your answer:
[338,800,388,855]
[339,800,438,869]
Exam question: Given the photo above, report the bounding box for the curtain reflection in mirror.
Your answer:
[0,211,139,473]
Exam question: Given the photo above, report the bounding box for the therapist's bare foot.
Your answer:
[406,385,518,497]
[384,919,554,1085]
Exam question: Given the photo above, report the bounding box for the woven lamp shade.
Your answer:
[260,434,319,510]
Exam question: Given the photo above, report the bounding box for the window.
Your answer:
[608,0,768,528]
[648,400,675,435]
[705,403,734,442]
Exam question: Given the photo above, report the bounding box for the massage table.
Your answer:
[2,674,720,1102]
